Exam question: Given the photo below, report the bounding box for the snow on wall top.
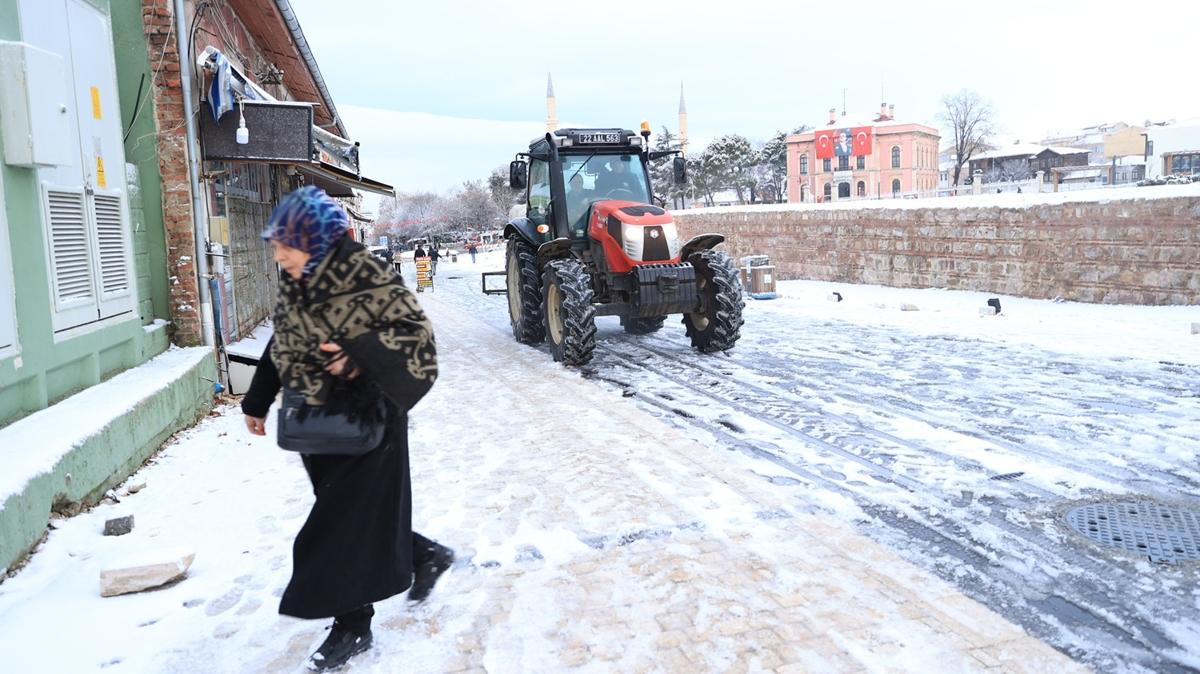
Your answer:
[676,183,1200,217]
[223,320,273,361]
[0,347,213,505]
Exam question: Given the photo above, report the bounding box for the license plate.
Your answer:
[578,132,621,144]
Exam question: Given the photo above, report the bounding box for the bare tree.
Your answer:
[983,158,1032,184]
[444,180,501,237]
[939,90,995,187]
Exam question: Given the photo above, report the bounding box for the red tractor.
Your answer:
[491,126,743,366]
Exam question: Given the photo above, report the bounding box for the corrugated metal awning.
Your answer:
[345,206,372,222]
[297,161,394,198]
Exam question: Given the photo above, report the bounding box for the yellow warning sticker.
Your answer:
[91,86,102,119]
[96,156,107,188]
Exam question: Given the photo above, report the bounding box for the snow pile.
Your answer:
[224,320,273,361]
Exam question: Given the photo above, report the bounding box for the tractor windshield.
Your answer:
[561,154,650,236]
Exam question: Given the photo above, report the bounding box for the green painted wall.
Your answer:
[111,0,169,323]
[0,0,171,426]
[0,349,215,576]
[0,0,217,583]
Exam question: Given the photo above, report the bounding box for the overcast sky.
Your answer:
[287,0,1199,209]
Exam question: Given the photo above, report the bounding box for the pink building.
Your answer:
[787,104,940,202]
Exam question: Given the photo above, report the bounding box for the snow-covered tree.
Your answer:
[444,180,501,237]
[385,192,450,240]
[649,126,686,208]
[487,166,521,218]
[756,126,809,203]
[984,158,1032,184]
[700,134,756,203]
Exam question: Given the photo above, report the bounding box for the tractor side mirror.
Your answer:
[673,156,688,186]
[509,160,527,190]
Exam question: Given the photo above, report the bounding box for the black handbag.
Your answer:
[276,388,387,455]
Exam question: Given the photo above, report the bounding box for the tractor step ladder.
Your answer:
[481,271,507,295]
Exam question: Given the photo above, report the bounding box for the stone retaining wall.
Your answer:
[673,191,1200,304]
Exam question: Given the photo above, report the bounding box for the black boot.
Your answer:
[307,607,373,671]
[409,540,455,603]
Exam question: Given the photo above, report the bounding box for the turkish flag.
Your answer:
[852,127,872,155]
[815,130,835,159]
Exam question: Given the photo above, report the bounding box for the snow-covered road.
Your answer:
[0,250,1196,674]
[428,250,1200,673]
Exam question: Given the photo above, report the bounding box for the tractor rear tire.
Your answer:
[542,258,597,366]
[621,315,667,335]
[507,237,545,344]
[683,249,744,353]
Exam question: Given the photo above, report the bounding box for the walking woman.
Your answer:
[241,186,455,671]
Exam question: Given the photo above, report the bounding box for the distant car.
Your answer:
[366,245,389,259]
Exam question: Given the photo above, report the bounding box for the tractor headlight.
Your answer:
[662,221,681,258]
[621,223,643,259]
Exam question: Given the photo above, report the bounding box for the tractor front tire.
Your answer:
[507,237,545,344]
[683,249,744,353]
[621,315,667,335]
[542,259,597,366]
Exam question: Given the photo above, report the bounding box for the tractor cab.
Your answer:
[494,125,743,366]
[512,128,675,244]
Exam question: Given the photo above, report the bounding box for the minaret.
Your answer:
[678,82,688,156]
[546,73,557,132]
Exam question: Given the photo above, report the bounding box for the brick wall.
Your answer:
[673,193,1200,305]
[142,0,200,344]
[140,0,297,345]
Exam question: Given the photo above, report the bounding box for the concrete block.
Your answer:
[979,306,998,317]
[103,515,134,536]
[1192,323,1200,335]
[899,304,920,312]
[827,292,843,302]
[100,550,194,597]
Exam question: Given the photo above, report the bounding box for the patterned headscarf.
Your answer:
[262,186,349,279]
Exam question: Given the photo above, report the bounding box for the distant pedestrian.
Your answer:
[468,243,477,264]
[242,186,454,672]
[414,245,427,259]
[429,247,441,276]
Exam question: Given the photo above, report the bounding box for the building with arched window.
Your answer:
[786,104,940,202]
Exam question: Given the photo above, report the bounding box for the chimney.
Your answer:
[888,104,895,119]
[828,108,837,124]
[880,102,887,117]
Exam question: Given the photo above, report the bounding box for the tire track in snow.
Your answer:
[589,341,1194,674]
[426,268,1198,673]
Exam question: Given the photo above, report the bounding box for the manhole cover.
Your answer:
[1066,501,1200,564]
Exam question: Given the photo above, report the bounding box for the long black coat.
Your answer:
[242,333,433,619]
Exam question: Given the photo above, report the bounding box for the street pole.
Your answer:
[173,0,216,350]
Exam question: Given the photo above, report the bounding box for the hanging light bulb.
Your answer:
[235,97,249,145]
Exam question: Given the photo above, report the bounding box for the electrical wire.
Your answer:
[122,12,175,144]
[123,73,146,143]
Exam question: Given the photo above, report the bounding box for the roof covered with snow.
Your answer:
[972,143,1090,160]
[801,114,936,134]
